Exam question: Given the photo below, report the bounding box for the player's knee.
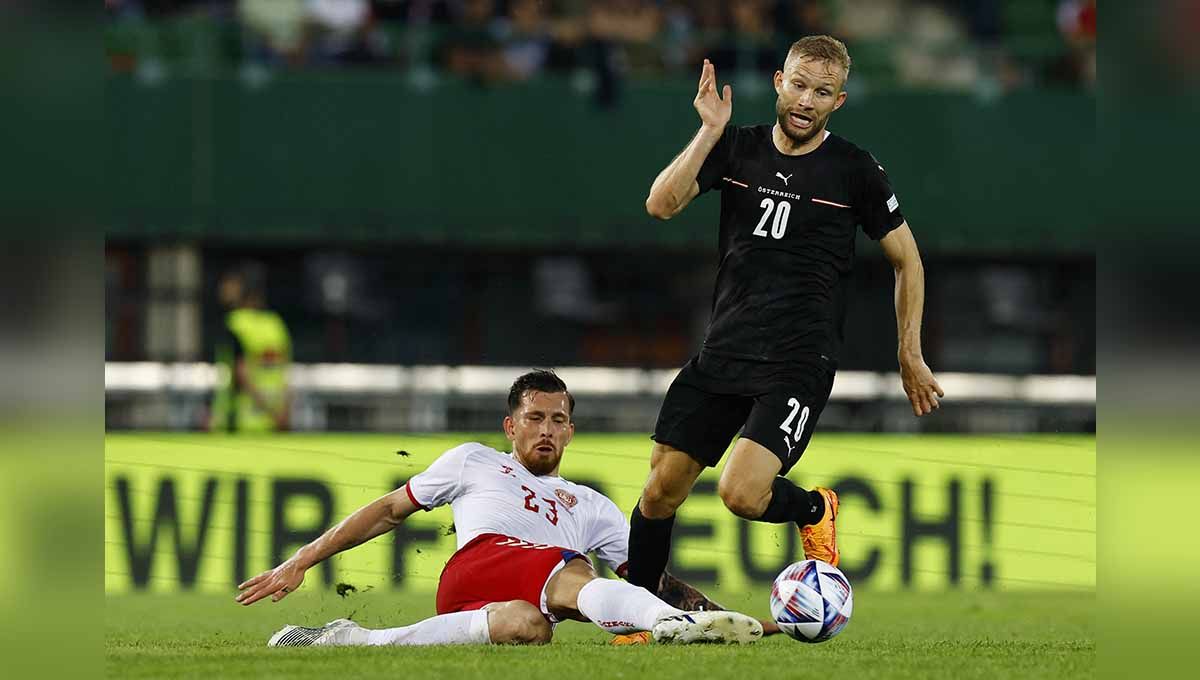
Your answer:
[639,446,694,517]
[639,476,684,518]
[718,477,768,519]
[488,601,553,645]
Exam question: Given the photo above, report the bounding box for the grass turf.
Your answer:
[106,588,1093,679]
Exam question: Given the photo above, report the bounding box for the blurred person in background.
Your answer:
[437,0,505,84]
[240,0,377,67]
[627,36,943,594]
[107,0,1097,90]
[209,262,292,433]
[239,0,310,66]
[711,0,778,82]
[495,0,554,80]
[776,0,832,38]
[576,0,663,106]
[306,0,378,65]
[1053,0,1096,87]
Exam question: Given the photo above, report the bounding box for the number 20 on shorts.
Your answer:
[778,397,810,456]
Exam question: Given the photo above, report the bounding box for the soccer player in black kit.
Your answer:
[626,36,945,593]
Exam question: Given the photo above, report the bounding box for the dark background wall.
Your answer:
[108,77,1095,254]
[106,242,1094,375]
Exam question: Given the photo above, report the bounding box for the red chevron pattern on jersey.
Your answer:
[491,537,557,550]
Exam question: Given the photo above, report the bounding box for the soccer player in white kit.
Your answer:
[236,370,763,647]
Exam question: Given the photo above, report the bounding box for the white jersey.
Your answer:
[405,443,630,573]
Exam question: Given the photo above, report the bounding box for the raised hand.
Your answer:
[694,59,732,131]
[235,559,306,606]
[900,355,944,417]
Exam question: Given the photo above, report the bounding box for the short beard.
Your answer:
[775,98,822,145]
[516,448,559,476]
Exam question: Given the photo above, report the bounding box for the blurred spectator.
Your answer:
[711,0,780,79]
[239,0,381,67]
[585,0,661,46]
[494,0,554,80]
[437,0,504,84]
[108,0,227,16]
[894,2,981,90]
[834,0,903,41]
[209,262,293,433]
[656,1,697,72]
[306,0,375,64]
[1052,0,1096,87]
[776,0,833,39]
[955,0,1002,45]
[108,0,1098,91]
[575,0,662,106]
[240,0,310,65]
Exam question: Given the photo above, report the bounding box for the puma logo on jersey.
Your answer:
[775,172,793,186]
[499,464,514,476]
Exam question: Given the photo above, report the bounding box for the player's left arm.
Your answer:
[879,223,944,416]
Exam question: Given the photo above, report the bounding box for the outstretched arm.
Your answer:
[645,59,731,220]
[235,487,421,605]
[879,222,944,416]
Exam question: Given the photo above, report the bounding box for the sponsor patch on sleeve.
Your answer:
[887,194,900,213]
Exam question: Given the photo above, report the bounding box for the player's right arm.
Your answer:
[644,59,731,220]
[235,488,421,606]
[237,444,471,606]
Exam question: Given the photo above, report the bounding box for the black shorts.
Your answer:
[651,351,835,474]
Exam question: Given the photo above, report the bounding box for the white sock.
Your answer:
[364,610,491,646]
[575,578,683,634]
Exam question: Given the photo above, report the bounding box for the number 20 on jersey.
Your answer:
[753,198,791,239]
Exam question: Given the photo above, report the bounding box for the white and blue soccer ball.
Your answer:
[770,559,853,643]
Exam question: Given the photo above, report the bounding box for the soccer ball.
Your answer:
[769,559,853,643]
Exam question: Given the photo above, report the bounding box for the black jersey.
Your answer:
[694,124,905,365]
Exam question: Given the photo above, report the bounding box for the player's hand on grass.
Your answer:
[694,59,732,132]
[235,559,306,605]
[900,355,944,416]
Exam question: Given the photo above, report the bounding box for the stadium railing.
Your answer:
[105,362,1095,433]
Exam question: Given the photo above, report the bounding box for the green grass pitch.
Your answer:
[106,432,1094,678]
[106,589,1093,679]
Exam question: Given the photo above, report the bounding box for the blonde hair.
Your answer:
[785,35,852,83]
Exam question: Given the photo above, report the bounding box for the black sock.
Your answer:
[626,504,676,592]
[757,477,825,526]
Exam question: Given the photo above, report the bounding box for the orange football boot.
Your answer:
[800,487,840,566]
[610,631,652,646]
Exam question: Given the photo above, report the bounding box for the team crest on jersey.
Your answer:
[555,489,577,508]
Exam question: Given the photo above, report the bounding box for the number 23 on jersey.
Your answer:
[520,485,559,525]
